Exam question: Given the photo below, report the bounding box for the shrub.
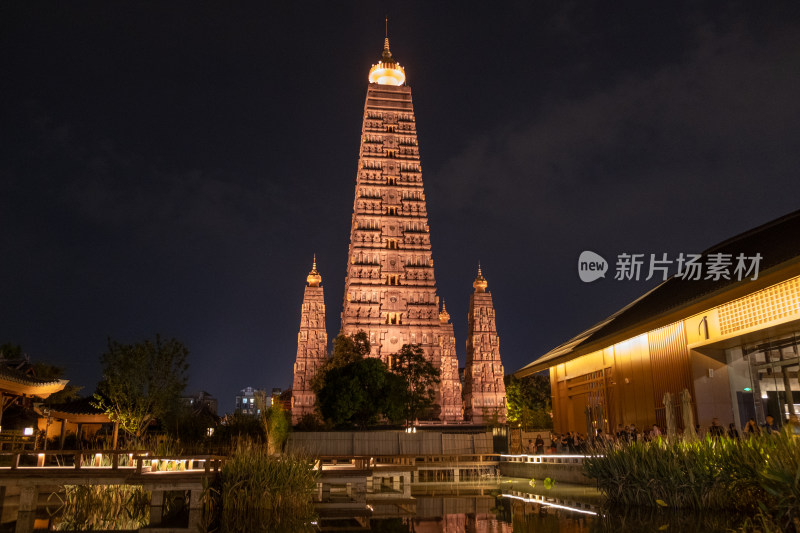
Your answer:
[584,430,800,531]
[209,441,318,532]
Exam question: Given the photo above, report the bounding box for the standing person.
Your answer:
[535,434,545,454]
[568,433,578,454]
[527,439,535,454]
[629,424,639,443]
[727,423,740,439]
[616,424,628,443]
[577,433,588,453]
[548,433,558,454]
[651,424,662,439]
[709,418,725,438]
[594,428,607,449]
[744,418,761,436]
[762,415,779,435]
[560,432,570,453]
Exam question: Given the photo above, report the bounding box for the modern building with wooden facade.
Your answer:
[516,210,800,435]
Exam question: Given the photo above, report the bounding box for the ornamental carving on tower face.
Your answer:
[339,37,456,421]
[464,266,508,424]
[291,257,328,424]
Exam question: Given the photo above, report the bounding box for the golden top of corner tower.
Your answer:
[473,264,488,293]
[307,255,322,287]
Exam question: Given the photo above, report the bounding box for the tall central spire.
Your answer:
[341,35,460,421]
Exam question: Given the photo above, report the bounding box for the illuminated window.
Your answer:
[387,239,398,249]
[387,207,398,216]
[385,313,403,325]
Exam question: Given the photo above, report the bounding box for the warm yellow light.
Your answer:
[368,63,406,86]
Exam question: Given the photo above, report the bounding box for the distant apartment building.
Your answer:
[236,386,264,415]
[181,390,218,415]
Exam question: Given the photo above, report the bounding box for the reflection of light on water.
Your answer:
[500,454,589,459]
[501,493,599,516]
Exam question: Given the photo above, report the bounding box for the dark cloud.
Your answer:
[2,1,799,412]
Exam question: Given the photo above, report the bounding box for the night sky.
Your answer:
[2,2,799,413]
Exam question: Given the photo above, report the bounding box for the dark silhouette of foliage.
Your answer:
[505,373,553,429]
[313,332,405,428]
[93,335,189,441]
[392,344,440,425]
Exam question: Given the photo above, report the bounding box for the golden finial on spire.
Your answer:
[439,299,451,323]
[473,263,488,293]
[369,19,405,86]
[307,255,322,287]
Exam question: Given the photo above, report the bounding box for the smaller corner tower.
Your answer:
[436,301,464,422]
[463,265,507,424]
[291,256,328,425]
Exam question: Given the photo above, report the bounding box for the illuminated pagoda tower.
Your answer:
[341,36,459,420]
[437,301,464,422]
[463,266,508,424]
[291,257,328,424]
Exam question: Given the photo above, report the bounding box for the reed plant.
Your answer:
[208,439,318,532]
[584,430,800,531]
[47,484,149,530]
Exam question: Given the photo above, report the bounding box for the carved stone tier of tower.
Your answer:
[291,258,328,424]
[463,267,508,424]
[340,38,451,419]
[437,302,464,422]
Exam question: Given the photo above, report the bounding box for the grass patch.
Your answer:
[203,440,318,533]
[47,485,149,530]
[584,430,800,531]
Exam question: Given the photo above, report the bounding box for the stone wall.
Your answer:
[286,430,493,456]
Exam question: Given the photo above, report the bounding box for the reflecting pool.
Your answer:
[0,478,751,532]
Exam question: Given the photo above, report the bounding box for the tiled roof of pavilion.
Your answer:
[0,362,67,390]
[517,208,800,375]
[44,397,104,416]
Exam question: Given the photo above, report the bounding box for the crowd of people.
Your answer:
[524,414,800,454]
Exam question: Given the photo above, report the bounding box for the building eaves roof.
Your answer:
[0,364,67,388]
[518,208,800,375]
[44,397,104,416]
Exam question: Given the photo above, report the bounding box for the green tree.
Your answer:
[214,411,265,443]
[316,357,404,428]
[331,331,371,362]
[93,335,189,444]
[311,331,372,394]
[253,391,291,453]
[392,344,440,426]
[313,333,405,428]
[266,402,290,453]
[505,374,552,429]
